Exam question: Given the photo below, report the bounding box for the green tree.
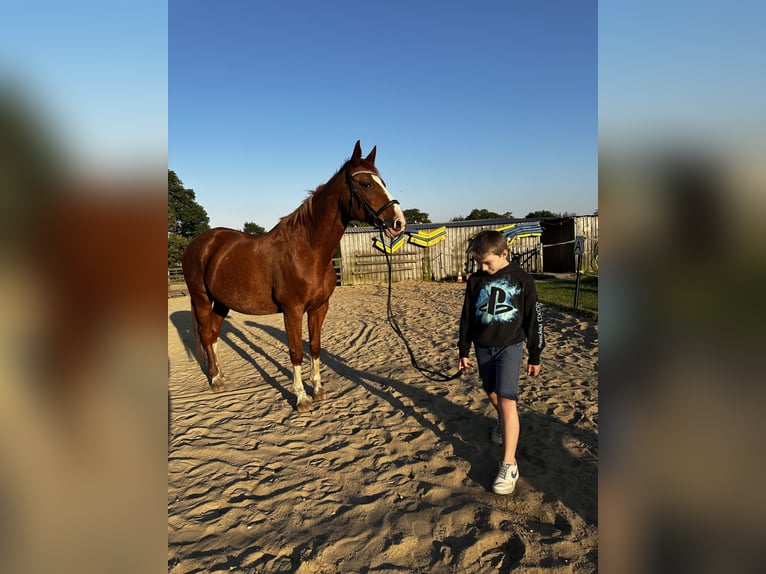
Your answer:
[403,208,431,224]
[168,234,189,269]
[243,221,266,234]
[450,208,509,222]
[466,208,503,220]
[168,170,210,266]
[168,170,209,237]
[525,210,560,218]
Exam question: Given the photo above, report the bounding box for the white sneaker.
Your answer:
[491,421,503,445]
[492,461,519,495]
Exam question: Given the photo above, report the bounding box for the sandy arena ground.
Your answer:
[168,281,598,573]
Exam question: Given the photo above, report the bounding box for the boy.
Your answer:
[458,230,544,495]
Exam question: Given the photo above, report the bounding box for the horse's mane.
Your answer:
[277,190,318,229]
[276,157,371,229]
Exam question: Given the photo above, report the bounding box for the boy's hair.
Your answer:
[469,230,508,258]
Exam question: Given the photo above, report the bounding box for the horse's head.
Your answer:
[344,140,406,238]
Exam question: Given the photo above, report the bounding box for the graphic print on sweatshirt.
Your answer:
[475,279,520,325]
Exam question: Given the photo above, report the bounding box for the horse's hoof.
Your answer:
[313,389,327,401]
[210,379,225,392]
[296,399,312,413]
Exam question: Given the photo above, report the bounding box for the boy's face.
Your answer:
[474,250,509,275]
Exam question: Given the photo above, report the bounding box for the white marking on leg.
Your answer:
[212,341,222,375]
[310,357,321,385]
[292,364,309,406]
[311,356,326,400]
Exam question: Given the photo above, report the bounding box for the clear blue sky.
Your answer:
[169,0,597,230]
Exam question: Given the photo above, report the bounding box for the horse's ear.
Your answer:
[351,140,362,163]
[365,146,376,165]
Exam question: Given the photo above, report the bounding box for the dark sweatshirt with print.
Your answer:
[458,261,545,364]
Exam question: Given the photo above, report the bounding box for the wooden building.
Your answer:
[541,215,599,273]
[336,216,598,285]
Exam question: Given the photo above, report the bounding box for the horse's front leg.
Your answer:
[307,301,330,402]
[283,307,311,413]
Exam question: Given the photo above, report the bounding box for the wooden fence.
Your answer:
[575,215,599,273]
[337,216,597,285]
[167,216,598,293]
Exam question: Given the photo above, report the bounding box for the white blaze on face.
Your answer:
[370,173,405,227]
[370,173,393,202]
[352,170,405,232]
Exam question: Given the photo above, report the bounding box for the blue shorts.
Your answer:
[475,343,523,400]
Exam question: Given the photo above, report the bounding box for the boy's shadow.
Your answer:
[244,320,598,526]
[169,311,595,525]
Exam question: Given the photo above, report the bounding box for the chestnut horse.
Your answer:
[182,141,406,412]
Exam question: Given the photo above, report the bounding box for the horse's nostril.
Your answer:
[394,218,404,231]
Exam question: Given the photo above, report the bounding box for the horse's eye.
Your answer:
[361,181,371,188]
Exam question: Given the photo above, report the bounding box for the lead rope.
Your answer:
[378,229,464,382]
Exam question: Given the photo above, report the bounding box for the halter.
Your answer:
[344,165,400,231]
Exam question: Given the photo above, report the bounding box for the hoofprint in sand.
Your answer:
[168,281,598,573]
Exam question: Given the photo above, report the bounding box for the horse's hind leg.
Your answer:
[207,303,229,391]
[307,300,330,402]
[191,296,229,392]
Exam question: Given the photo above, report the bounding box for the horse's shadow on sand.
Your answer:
[169,310,596,526]
[170,310,295,404]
